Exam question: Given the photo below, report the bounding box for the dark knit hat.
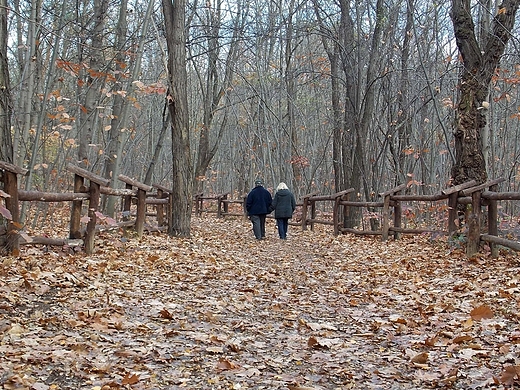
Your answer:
[255,178,264,186]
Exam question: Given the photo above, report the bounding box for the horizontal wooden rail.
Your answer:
[480,234,520,251]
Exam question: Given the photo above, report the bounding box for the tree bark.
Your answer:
[450,0,520,185]
[78,0,108,169]
[162,0,193,237]
[0,0,12,163]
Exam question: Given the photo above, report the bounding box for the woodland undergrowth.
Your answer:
[1,213,519,390]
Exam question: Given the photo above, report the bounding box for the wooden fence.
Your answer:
[0,161,171,255]
[194,178,520,257]
[2,157,519,258]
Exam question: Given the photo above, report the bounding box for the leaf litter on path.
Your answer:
[1,215,519,389]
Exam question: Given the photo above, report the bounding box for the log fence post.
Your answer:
[118,175,153,238]
[488,184,498,257]
[70,173,85,239]
[380,183,406,241]
[66,164,110,254]
[0,161,28,255]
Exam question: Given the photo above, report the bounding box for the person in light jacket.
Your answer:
[246,178,273,240]
[271,182,296,239]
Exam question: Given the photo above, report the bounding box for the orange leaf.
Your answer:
[216,357,239,371]
[122,373,139,385]
[411,352,429,364]
[470,305,494,320]
[159,309,173,320]
[453,335,472,344]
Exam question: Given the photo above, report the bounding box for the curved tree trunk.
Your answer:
[450,0,520,185]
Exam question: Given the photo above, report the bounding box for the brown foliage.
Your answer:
[0,216,519,389]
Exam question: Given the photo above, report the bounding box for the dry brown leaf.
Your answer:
[121,373,139,385]
[411,352,429,364]
[159,308,173,320]
[287,385,318,390]
[470,305,494,320]
[452,335,472,344]
[216,357,239,371]
[499,365,520,385]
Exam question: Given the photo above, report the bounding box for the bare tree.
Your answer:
[162,0,193,237]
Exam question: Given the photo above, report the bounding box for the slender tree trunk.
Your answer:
[193,0,244,193]
[0,0,12,163]
[162,0,193,237]
[103,0,128,215]
[13,0,40,167]
[78,0,108,169]
[450,0,520,185]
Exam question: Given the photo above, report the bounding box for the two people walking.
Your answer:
[246,179,296,240]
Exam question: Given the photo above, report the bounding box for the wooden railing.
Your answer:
[2,157,519,258]
[0,161,172,255]
[193,178,519,257]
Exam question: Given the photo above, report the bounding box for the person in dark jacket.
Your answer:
[271,182,296,239]
[246,179,273,240]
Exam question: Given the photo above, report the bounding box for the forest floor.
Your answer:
[1,215,520,390]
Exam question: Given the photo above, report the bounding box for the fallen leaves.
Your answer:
[1,216,519,389]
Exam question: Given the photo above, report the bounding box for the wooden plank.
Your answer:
[340,201,384,207]
[145,198,169,204]
[487,184,499,257]
[0,160,28,175]
[481,191,520,200]
[466,191,481,257]
[390,227,446,235]
[390,194,447,202]
[381,194,390,241]
[341,227,382,236]
[100,186,136,196]
[441,180,477,195]
[122,183,133,222]
[448,193,458,234]
[460,177,505,196]
[480,234,520,251]
[3,171,20,254]
[19,190,89,202]
[152,183,173,194]
[118,174,153,192]
[19,236,83,246]
[135,188,146,237]
[379,183,407,197]
[66,163,110,186]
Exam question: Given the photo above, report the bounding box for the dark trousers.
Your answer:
[276,218,289,239]
[250,214,267,239]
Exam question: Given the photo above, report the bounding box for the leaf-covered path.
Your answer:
[1,216,519,389]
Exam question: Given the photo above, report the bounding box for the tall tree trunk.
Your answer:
[103,0,129,215]
[450,0,520,185]
[162,0,193,237]
[13,0,40,167]
[78,0,108,169]
[193,0,244,194]
[0,0,12,163]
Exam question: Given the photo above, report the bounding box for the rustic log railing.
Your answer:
[194,193,232,218]
[0,161,172,255]
[194,177,519,257]
[2,157,519,257]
